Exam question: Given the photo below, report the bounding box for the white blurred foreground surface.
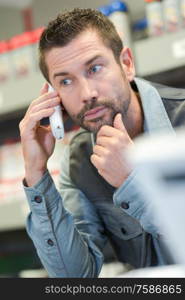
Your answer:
[120,264,185,278]
[127,129,185,268]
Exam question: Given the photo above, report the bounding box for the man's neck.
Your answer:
[125,90,144,139]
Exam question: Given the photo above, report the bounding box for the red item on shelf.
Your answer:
[9,31,34,50]
[0,40,11,82]
[0,40,9,54]
[31,27,45,43]
[145,0,161,3]
[6,27,44,51]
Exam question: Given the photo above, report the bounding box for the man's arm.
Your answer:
[113,168,159,235]
[20,84,106,277]
[113,168,174,265]
[19,83,60,186]
[24,146,107,277]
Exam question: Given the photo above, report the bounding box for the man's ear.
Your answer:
[119,47,135,82]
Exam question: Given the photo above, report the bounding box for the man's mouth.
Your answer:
[84,106,108,121]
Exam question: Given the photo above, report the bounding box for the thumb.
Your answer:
[113,113,126,132]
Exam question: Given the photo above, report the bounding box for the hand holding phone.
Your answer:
[48,84,64,139]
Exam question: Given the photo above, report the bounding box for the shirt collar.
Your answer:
[91,77,175,144]
[134,77,175,135]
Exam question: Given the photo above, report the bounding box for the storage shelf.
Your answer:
[0,72,44,116]
[134,28,185,77]
[1,29,185,115]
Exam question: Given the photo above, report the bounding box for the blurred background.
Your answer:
[1,0,185,277]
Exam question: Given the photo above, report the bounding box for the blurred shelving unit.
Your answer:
[1,28,185,121]
[0,72,44,116]
[134,28,185,88]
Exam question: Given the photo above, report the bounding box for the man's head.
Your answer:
[39,8,137,134]
[39,8,123,82]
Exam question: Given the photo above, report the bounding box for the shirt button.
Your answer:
[121,227,127,234]
[121,202,129,209]
[34,196,42,203]
[47,239,54,246]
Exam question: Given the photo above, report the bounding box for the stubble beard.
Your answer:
[70,93,131,134]
[69,71,132,133]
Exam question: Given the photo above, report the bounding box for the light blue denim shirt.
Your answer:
[23,78,174,277]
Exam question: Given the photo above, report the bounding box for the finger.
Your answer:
[31,97,61,113]
[24,108,55,132]
[90,153,104,170]
[96,136,112,147]
[93,144,109,157]
[113,113,127,132]
[27,90,58,113]
[97,124,121,138]
[97,168,106,177]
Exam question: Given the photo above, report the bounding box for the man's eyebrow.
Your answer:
[53,71,69,79]
[53,55,102,79]
[85,55,102,66]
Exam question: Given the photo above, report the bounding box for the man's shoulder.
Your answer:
[135,78,185,127]
[150,81,185,101]
[149,81,185,127]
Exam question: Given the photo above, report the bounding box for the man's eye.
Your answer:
[61,79,72,86]
[90,65,102,74]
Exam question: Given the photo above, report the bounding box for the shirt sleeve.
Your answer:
[113,168,161,237]
[23,145,107,278]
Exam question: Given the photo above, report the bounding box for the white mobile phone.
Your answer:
[48,84,64,139]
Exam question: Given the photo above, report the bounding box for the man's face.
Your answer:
[45,30,135,133]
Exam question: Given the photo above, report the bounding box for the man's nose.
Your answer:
[79,78,98,103]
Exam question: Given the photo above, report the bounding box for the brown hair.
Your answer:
[39,8,123,82]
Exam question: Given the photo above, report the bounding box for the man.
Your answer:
[19,8,185,277]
